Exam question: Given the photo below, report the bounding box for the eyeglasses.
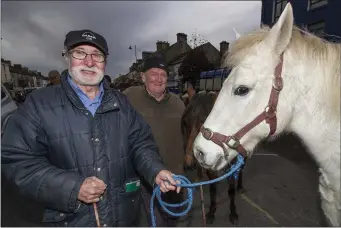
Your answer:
[68,50,106,63]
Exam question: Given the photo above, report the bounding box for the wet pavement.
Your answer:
[1,133,323,226]
[177,133,323,227]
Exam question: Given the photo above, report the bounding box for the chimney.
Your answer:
[142,51,153,60]
[156,41,170,51]
[176,33,187,43]
[163,42,170,50]
[220,41,229,56]
[156,41,163,51]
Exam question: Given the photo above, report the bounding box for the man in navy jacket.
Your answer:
[1,29,180,227]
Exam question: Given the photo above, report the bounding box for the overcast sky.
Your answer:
[1,1,262,79]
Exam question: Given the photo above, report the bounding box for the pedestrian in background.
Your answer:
[46,70,61,86]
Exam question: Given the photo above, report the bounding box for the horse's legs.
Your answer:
[206,170,218,224]
[196,165,204,181]
[228,163,248,225]
[228,178,239,225]
[236,163,246,193]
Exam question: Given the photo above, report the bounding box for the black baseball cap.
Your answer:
[143,56,168,72]
[64,29,109,55]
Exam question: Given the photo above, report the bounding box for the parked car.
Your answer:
[1,84,18,136]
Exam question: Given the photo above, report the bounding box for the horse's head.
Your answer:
[193,3,295,170]
[182,92,219,169]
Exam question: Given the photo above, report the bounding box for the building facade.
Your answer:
[128,33,192,73]
[1,59,12,84]
[1,58,49,90]
[261,0,341,41]
[168,41,226,94]
[118,33,231,94]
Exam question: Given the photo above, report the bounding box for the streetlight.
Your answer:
[129,45,137,62]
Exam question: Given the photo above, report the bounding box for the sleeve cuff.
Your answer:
[67,176,86,212]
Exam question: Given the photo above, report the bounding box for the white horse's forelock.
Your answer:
[223,25,340,119]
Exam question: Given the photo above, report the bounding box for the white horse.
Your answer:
[193,3,340,226]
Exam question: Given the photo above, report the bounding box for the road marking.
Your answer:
[253,153,279,156]
[240,193,279,225]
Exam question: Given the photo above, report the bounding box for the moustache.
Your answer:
[73,66,101,74]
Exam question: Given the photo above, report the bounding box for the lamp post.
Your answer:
[128,45,137,62]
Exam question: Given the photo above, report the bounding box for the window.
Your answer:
[307,20,325,37]
[272,0,288,23]
[308,0,328,11]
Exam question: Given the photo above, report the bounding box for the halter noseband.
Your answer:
[200,53,284,158]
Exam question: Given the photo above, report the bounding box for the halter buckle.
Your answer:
[264,105,276,118]
[202,128,214,140]
[272,77,283,91]
[226,135,240,149]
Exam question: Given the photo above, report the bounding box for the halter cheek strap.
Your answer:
[200,53,284,158]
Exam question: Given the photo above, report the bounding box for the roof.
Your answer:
[133,41,192,70]
[132,43,175,70]
[168,42,219,66]
[168,51,188,66]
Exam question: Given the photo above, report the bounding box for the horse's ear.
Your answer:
[233,28,241,40]
[263,2,293,55]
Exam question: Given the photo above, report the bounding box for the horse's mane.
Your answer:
[222,24,340,119]
[181,91,218,136]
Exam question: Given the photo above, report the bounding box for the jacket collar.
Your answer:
[143,85,170,103]
[61,69,119,113]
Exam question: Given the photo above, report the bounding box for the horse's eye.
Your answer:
[234,86,249,96]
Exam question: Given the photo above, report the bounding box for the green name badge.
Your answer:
[125,180,140,192]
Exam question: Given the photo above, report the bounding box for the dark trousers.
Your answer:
[140,183,184,227]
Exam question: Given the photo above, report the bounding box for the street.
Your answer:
[177,133,323,227]
[1,133,323,226]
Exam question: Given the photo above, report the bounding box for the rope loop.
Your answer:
[150,154,245,227]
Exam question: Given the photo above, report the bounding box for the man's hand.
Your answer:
[78,176,107,204]
[155,170,181,193]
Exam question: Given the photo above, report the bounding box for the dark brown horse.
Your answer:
[181,90,246,225]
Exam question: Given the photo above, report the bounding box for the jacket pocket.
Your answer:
[117,179,142,226]
[42,203,90,227]
[42,209,70,227]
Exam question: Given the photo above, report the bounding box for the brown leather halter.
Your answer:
[200,54,284,158]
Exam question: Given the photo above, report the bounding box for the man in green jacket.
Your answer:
[123,56,186,226]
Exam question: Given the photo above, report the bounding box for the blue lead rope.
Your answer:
[150,154,245,227]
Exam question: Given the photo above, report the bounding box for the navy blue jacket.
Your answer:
[1,71,165,226]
